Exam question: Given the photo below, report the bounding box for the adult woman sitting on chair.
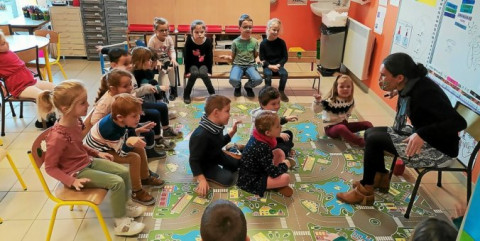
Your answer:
[0,31,56,128]
[336,52,467,205]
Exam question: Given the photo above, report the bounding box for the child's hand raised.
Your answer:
[136,121,156,134]
[285,116,298,122]
[98,152,114,161]
[313,93,322,101]
[228,119,243,137]
[126,136,146,149]
[72,178,90,191]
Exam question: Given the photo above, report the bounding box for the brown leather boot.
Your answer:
[275,186,294,197]
[352,172,391,193]
[337,183,374,206]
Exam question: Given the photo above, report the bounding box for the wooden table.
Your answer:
[5,35,53,82]
[7,17,50,35]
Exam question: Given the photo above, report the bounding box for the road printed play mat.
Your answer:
[136,102,449,241]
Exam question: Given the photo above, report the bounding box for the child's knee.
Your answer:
[280,174,290,185]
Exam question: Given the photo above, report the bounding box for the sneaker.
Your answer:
[168,111,178,120]
[169,94,176,101]
[149,169,160,178]
[141,176,165,187]
[125,202,146,218]
[145,148,167,159]
[234,87,241,97]
[162,126,183,139]
[183,96,191,104]
[155,137,176,151]
[279,91,289,102]
[244,87,255,97]
[114,217,145,236]
[34,120,46,128]
[276,186,294,197]
[131,189,155,206]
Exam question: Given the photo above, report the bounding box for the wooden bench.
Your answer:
[208,49,320,92]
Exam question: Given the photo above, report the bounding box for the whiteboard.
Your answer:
[391,0,445,64]
[429,0,480,109]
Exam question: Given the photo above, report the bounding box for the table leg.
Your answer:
[42,46,53,82]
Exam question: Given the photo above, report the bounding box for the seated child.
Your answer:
[227,14,263,98]
[39,80,145,236]
[189,95,242,197]
[0,31,56,128]
[85,93,165,206]
[251,86,297,167]
[200,199,250,241]
[147,17,178,101]
[238,111,293,197]
[312,74,373,147]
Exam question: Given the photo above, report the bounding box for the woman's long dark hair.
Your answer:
[383,53,428,79]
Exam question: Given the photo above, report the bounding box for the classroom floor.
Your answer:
[0,59,468,241]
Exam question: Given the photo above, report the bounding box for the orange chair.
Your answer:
[28,129,112,241]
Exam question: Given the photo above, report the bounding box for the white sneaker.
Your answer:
[126,202,146,218]
[114,217,145,236]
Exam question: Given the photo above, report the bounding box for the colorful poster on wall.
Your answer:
[288,0,307,5]
[393,21,413,48]
[418,0,437,6]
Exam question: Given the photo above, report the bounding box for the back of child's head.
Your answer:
[205,95,231,116]
[255,111,279,135]
[148,47,159,62]
[258,86,280,107]
[154,17,168,30]
[95,69,132,102]
[238,14,253,26]
[190,20,206,32]
[325,74,354,102]
[38,80,85,118]
[411,217,458,241]
[107,48,129,64]
[200,199,247,241]
[131,46,152,70]
[111,93,142,120]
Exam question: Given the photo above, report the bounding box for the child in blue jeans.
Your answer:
[227,14,263,98]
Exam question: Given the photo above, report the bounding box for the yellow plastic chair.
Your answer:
[0,138,28,224]
[30,30,68,80]
[28,129,112,241]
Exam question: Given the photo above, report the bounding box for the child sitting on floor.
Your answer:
[189,95,242,197]
[312,74,373,147]
[39,80,145,236]
[251,86,297,167]
[238,111,293,197]
[200,199,250,241]
[85,93,165,206]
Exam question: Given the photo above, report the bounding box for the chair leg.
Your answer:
[8,101,16,117]
[19,102,24,118]
[57,63,68,79]
[467,170,472,203]
[0,217,3,224]
[437,171,442,187]
[405,170,428,218]
[89,204,113,241]
[2,102,6,136]
[47,204,62,241]
[6,153,27,191]
[389,155,398,180]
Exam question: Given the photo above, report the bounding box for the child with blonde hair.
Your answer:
[183,19,215,104]
[38,80,145,236]
[148,17,178,101]
[259,18,289,102]
[238,111,293,197]
[85,94,166,206]
[0,31,56,128]
[313,74,373,147]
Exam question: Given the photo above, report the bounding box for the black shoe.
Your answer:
[35,120,45,128]
[183,96,191,104]
[169,94,176,101]
[149,169,160,178]
[279,91,289,102]
[234,88,241,97]
[244,87,255,97]
[146,148,167,159]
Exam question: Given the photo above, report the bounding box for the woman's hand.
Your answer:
[98,152,113,161]
[280,132,290,141]
[72,178,90,191]
[403,133,425,157]
[195,177,209,197]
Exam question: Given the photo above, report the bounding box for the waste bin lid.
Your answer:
[322,10,348,27]
[321,22,347,35]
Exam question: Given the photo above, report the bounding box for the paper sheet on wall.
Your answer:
[374,6,387,34]
[390,0,400,7]
[379,0,388,6]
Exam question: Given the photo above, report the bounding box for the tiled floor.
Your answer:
[0,59,468,240]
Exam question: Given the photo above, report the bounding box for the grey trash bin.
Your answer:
[319,23,346,76]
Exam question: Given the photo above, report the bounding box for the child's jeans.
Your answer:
[204,154,240,187]
[184,65,215,97]
[229,65,263,89]
[76,158,130,218]
[324,120,373,147]
[264,67,288,91]
[107,147,149,192]
[141,101,169,136]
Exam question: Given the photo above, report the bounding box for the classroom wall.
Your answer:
[347,1,399,110]
[269,0,322,51]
